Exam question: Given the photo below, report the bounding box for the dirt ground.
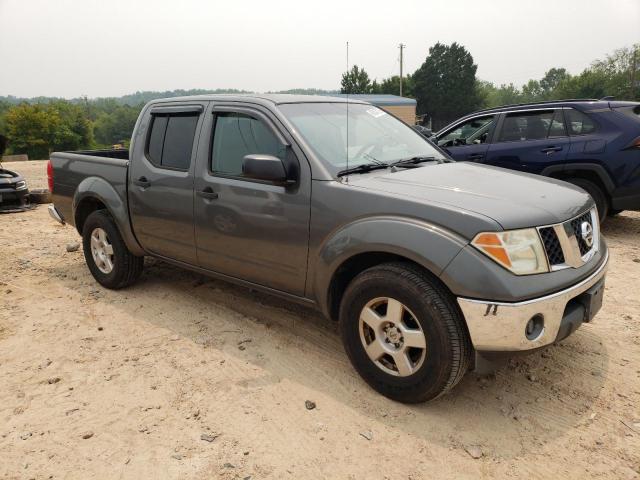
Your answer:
[1,160,639,479]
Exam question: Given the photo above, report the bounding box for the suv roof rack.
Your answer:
[471,98,600,115]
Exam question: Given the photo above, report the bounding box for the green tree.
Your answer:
[5,102,93,158]
[412,42,482,129]
[341,65,373,94]
[540,68,570,97]
[94,105,140,146]
[371,75,414,97]
[5,104,58,158]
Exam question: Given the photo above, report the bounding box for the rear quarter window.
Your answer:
[566,109,597,135]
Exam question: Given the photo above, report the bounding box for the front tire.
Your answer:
[82,210,144,289]
[339,262,471,403]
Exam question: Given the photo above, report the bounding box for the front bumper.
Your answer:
[457,250,609,351]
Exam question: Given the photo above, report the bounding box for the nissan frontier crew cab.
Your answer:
[48,94,608,403]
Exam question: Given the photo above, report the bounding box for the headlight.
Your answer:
[471,228,549,275]
[15,180,27,190]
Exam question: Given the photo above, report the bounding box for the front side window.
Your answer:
[437,115,495,147]
[565,109,596,135]
[211,113,285,176]
[146,113,199,170]
[498,110,567,142]
[279,103,446,171]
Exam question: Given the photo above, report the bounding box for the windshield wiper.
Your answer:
[337,162,389,177]
[389,155,447,167]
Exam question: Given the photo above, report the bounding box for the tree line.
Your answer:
[342,42,639,129]
[1,43,638,159]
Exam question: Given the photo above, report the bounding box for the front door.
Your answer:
[129,104,206,265]
[193,104,311,296]
[485,109,570,174]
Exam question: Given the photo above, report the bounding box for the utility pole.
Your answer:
[399,43,405,97]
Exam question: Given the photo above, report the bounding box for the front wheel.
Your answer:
[339,262,472,403]
[82,210,144,289]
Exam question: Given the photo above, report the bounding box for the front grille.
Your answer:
[570,211,594,256]
[539,227,565,265]
[538,208,598,270]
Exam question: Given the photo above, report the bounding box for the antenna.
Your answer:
[345,41,350,183]
[399,43,405,97]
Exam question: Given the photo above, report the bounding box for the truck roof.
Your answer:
[146,93,369,106]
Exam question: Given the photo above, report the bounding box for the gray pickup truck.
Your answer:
[48,94,608,403]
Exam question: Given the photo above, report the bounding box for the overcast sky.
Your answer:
[0,0,638,99]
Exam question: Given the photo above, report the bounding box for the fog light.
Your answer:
[525,314,544,340]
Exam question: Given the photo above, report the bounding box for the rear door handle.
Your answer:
[467,153,485,160]
[133,176,150,188]
[541,146,563,154]
[197,187,218,200]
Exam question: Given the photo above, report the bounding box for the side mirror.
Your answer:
[242,154,288,184]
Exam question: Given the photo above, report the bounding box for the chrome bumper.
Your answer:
[48,204,65,225]
[457,251,609,351]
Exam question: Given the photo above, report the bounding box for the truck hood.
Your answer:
[348,162,593,229]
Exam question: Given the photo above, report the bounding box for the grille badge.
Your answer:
[581,221,594,248]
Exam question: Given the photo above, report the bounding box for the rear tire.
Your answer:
[566,178,609,220]
[82,210,144,289]
[339,262,471,403]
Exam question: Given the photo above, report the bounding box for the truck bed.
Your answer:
[49,149,130,229]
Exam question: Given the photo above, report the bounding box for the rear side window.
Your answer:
[211,112,285,177]
[498,110,566,142]
[565,109,596,135]
[146,113,199,170]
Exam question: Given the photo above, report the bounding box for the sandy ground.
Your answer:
[1,160,639,479]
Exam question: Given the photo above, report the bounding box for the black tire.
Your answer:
[566,178,609,220]
[339,262,472,403]
[82,210,144,289]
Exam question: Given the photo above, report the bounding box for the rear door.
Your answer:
[436,114,496,162]
[129,103,206,265]
[485,109,570,174]
[192,103,311,296]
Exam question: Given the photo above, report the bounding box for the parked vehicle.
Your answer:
[435,99,640,219]
[48,94,608,403]
[0,164,29,212]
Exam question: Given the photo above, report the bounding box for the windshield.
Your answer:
[279,103,446,172]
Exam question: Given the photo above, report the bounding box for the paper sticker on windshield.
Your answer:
[366,108,387,118]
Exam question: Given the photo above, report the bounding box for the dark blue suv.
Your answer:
[435,99,640,219]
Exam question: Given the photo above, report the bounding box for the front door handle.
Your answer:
[133,176,150,188]
[197,187,219,200]
[541,146,563,155]
[467,153,485,160]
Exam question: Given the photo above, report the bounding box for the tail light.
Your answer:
[630,136,640,149]
[47,160,54,192]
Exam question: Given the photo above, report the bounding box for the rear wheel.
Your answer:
[82,210,144,289]
[339,262,471,403]
[566,178,609,220]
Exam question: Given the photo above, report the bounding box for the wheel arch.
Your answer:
[312,216,468,321]
[73,177,145,256]
[541,163,615,195]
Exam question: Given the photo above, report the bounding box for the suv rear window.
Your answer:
[147,113,199,170]
[565,109,596,135]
